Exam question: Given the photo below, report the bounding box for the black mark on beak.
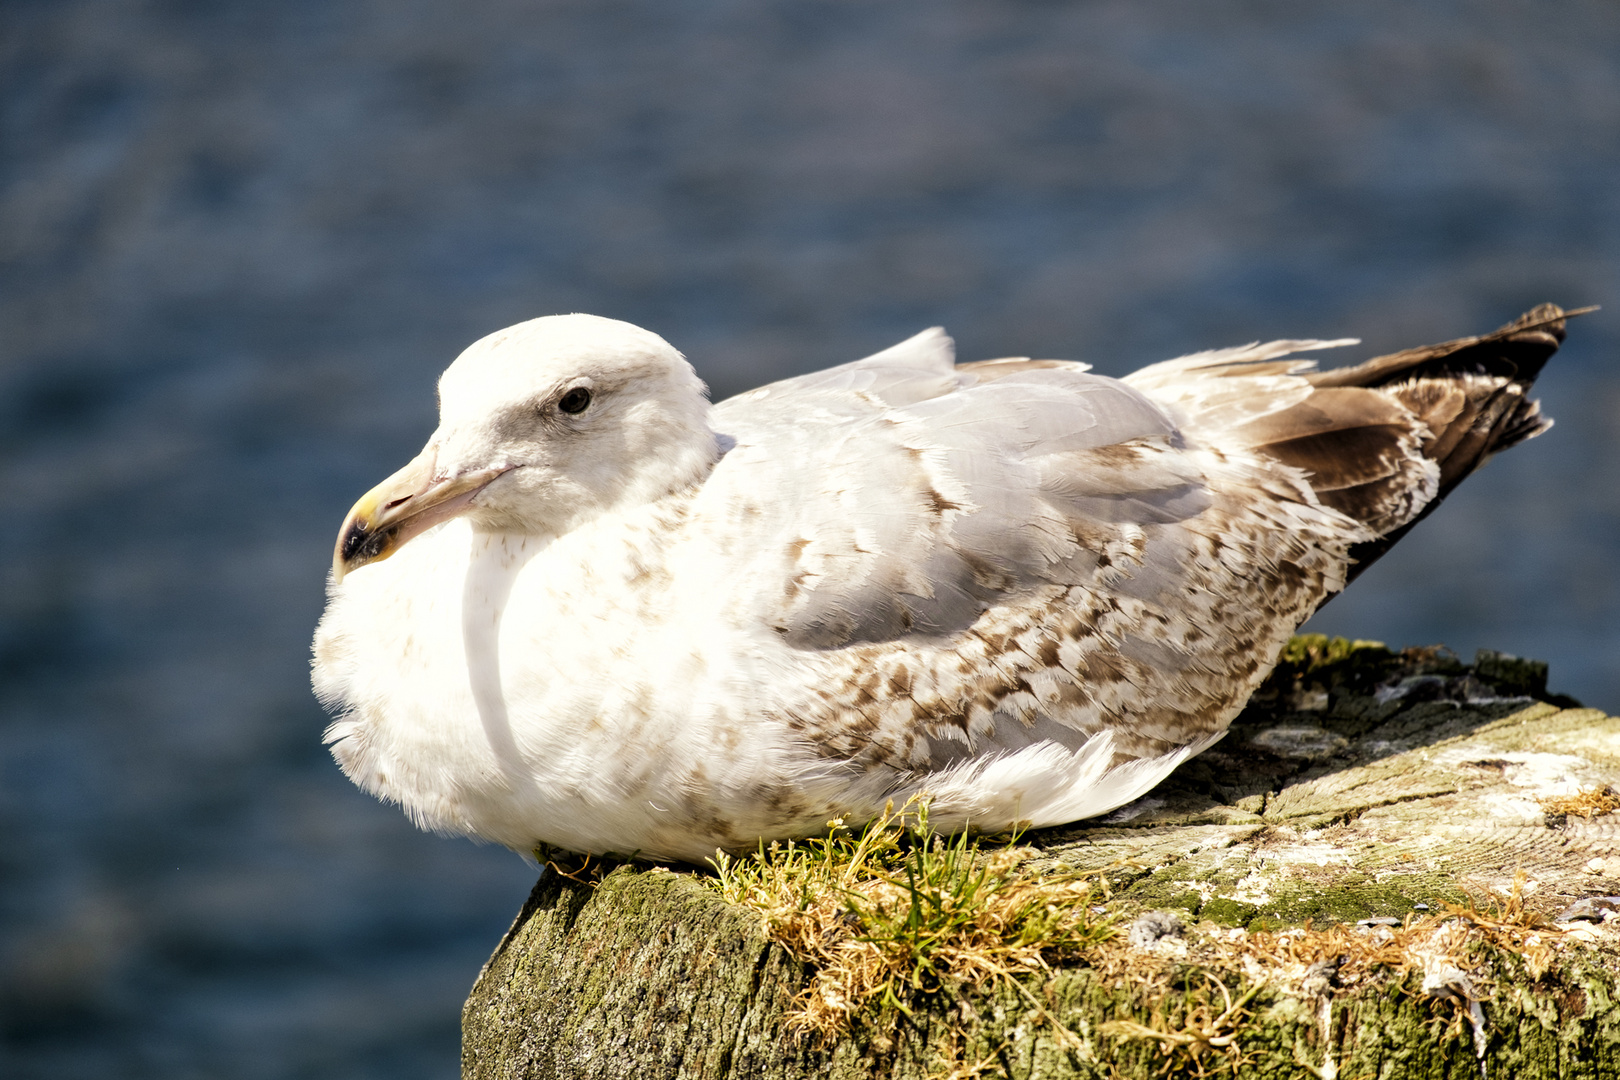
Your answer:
[341,523,396,564]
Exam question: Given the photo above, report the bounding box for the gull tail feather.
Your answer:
[1291,303,1583,584]
[1172,304,1583,589]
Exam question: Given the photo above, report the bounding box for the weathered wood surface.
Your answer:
[464,643,1620,1079]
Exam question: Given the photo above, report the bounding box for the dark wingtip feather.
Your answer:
[1286,305,1584,590]
[1306,303,1593,391]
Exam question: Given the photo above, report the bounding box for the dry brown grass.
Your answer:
[1185,873,1558,996]
[709,799,1115,1044]
[536,845,617,885]
[1089,871,1570,1075]
[710,801,1577,1077]
[1539,786,1620,819]
[1098,977,1264,1077]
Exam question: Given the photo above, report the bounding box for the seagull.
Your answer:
[313,305,1578,862]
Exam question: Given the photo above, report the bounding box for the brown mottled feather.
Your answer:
[1285,303,1585,583]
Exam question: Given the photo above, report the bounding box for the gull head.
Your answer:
[332,314,716,581]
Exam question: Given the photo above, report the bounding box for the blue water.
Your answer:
[2,2,1615,1076]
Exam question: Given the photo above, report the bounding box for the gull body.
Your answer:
[313,307,1573,861]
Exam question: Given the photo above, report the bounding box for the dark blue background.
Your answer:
[2,2,1615,1076]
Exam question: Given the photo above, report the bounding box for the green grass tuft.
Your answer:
[709,798,1115,1044]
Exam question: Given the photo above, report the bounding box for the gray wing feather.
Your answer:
[735,327,965,408]
[707,339,1211,649]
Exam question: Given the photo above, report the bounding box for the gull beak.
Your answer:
[332,450,511,582]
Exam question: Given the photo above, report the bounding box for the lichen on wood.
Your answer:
[463,641,1620,1079]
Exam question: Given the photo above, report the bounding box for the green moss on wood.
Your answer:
[466,867,1620,1080]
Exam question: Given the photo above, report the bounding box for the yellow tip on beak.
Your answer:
[332,452,510,582]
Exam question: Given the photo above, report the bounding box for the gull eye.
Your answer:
[557,387,592,414]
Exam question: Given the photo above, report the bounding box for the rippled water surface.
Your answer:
[2,2,1616,1076]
